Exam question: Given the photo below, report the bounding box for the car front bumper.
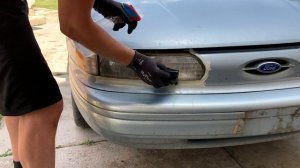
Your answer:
[69,68,300,148]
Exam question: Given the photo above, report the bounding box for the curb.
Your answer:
[29,8,47,26]
[29,15,46,26]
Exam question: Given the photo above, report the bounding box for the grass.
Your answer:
[0,149,12,158]
[35,0,58,10]
[56,145,63,149]
[55,140,101,149]
[80,140,97,146]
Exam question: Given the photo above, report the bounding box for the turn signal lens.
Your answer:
[67,39,99,75]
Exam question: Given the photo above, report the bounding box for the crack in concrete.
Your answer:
[56,140,108,150]
[223,147,244,168]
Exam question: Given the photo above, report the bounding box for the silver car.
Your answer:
[67,0,300,149]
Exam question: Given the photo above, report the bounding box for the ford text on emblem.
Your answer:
[256,61,282,74]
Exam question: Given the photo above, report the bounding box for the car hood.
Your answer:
[95,0,300,49]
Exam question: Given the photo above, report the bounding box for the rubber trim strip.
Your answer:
[137,42,300,54]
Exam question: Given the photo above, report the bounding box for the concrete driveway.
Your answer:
[1,9,300,168]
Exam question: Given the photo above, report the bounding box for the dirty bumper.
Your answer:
[70,73,300,148]
[72,92,300,147]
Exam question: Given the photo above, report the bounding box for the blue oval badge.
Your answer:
[257,61,282,74]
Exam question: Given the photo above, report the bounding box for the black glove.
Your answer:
[93,0,138,34]
[128,51,178,88]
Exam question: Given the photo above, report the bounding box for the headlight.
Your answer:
[99,51,205,81]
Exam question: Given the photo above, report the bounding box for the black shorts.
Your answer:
[0,0,62,116]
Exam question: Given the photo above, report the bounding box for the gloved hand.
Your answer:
[128,51,178,88]
[93,0,138,34]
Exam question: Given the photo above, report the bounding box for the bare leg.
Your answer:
[18,100,63,168]
[5,116,20,162]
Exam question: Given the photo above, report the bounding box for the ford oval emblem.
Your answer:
[256,61,282,74]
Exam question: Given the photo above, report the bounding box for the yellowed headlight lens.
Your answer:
[99,52,205,81]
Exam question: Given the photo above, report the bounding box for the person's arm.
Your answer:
[58,0,178,88]
[58,0,134,65]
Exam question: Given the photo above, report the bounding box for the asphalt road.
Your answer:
[1,9,300,168]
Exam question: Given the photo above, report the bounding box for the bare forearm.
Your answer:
[67,20,134,65]
[58,0,134,65]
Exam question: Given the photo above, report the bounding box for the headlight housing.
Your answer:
[99,51,206,81]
